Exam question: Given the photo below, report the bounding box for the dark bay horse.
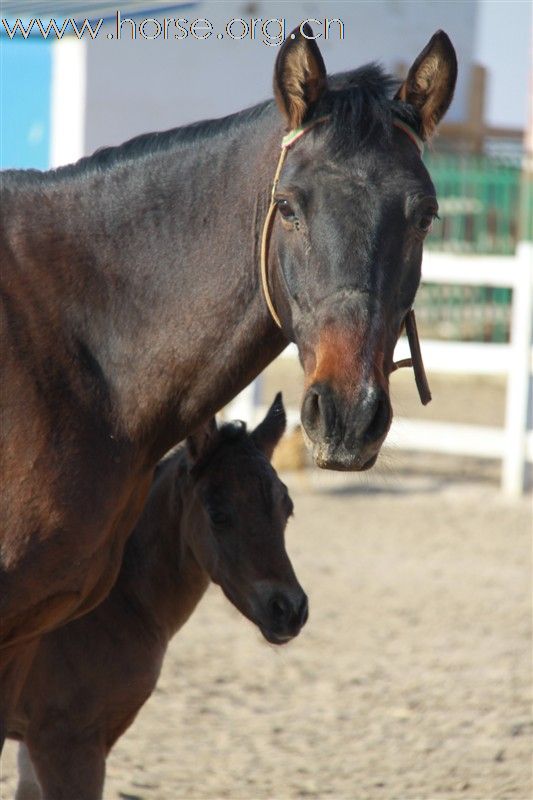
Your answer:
[0,26,456,730]
[8,396,306,800]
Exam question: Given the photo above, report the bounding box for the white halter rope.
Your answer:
[259,116,431,405]
[260,116,329,328]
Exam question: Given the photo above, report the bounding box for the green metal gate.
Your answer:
[416,152,524,343]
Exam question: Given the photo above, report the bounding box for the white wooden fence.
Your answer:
[227,242,533,497]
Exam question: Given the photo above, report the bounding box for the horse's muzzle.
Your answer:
[301,381,392,470]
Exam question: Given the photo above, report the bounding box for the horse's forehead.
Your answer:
[289,141,430,194]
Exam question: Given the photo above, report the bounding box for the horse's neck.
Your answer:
[115,455,209,638]
[48,109,286,461]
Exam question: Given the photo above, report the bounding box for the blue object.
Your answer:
[0,37,51,169]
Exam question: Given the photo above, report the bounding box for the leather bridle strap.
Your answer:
[260,116,431,405]
[390,120,430,404]
[391,309,432,405]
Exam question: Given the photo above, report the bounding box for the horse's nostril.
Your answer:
[302,385,337,443]
[301,388,322,442]
[364,391,391,443]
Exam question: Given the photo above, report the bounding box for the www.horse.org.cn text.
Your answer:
[1,14,346,46]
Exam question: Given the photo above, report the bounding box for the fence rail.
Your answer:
[424,153,522,256]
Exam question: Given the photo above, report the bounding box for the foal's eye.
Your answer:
[207,509,231,527]
[277,198,296,220]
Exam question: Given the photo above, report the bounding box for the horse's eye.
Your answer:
[419,215,434,232]
[277,199,296,220]
[417,210,439,234]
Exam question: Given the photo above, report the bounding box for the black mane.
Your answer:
[189,421,251,478]
[2,63,419,188]
[83,63,420,171]
[86,63,419,169]
[82,100,271,173]
[1,101,272,186]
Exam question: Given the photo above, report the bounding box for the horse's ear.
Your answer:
[186,417,218,465]
[251,392,286,460]
[273,24,327,129]
[395,30,457,140]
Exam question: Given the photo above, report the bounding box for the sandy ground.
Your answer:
[1,457,531,800]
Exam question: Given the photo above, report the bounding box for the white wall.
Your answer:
[84,0,478,153]
[474,0,532,130]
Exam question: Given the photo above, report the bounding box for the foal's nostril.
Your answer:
[297,595,309,628]
[265,591,308,638]
[268,594,290,624]
[364,390,391,443]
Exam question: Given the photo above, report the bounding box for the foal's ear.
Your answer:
[274,24,327,129]
[395,30,457,140]
[186,417,218,465]
[251,392,286,460]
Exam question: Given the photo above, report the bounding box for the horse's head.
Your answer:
[182,394,307,645]
[264,28,457,470]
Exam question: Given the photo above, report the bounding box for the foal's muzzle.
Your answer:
[254,583,309,645]
[301,382,392,471]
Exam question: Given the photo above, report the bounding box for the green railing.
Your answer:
[424,152,522,255]
[415,152,524,343]
[415,283,512,343]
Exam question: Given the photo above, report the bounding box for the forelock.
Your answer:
[307,64,422,157]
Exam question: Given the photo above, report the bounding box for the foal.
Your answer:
[8,395,306,800]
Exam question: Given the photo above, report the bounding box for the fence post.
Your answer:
[50,38,87,168]
[502,241,533,495]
